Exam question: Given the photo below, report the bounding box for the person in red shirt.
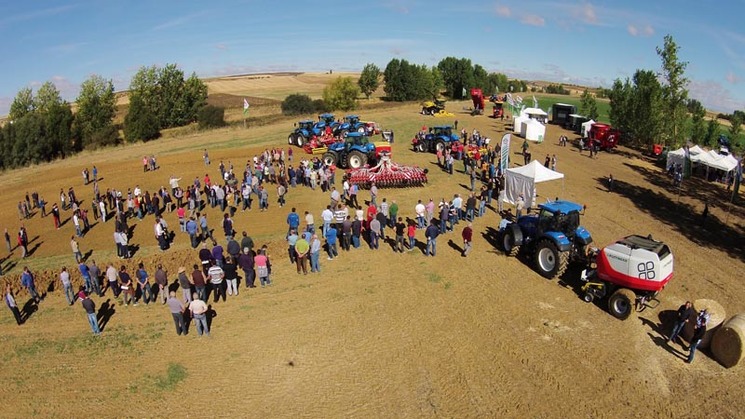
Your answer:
[461,222,473,257]
[407,220,417,252]
[204,174,211,188]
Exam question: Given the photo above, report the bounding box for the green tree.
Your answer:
[124,94,160,142]
[629,70,664,146]
[281,94,315,115]
[730,113,743,138]
[580,89,599,120]
[609,78,632,133]
[76,75,118,148]
[323,77,360,111]
[656,35,689,145]
[34,82,62,113]
[9,87,35,121]
[181,72,208,123]
[703,119,720,147]
[383,58,406,101]
[358,63,381,99]
[687,99,707,143]
[488,73,509,94]
[437,57,474,99]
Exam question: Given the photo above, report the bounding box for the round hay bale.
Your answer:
[712,315,745,368]
[682,299,726,349]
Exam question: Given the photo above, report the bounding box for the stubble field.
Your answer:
[0,73,744,418]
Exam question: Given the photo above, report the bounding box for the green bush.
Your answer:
[124,96,160,142]
[197,105,226,129]
[281,94,314,115]
[313,99,327,113]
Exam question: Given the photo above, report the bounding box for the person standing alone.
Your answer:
[81,292,101,335]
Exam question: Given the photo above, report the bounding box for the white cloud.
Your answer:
[495,4,511,17]
[576,2,598,25]
[152,12,206,31]
[627,23,654,37]
[688,79,745,113]
[726,71,741,84]
[520,14,545,27]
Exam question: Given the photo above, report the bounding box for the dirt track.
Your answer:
[0,98,743,417]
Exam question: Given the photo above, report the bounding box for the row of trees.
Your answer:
[0,63,209,170]
[608,35,724,148]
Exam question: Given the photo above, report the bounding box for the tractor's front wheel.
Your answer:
[416,142,427,153]
[322,152,337,168]
[502,229,520,257]
[296,135,306,147]
[340,129,349,138]
[347,150,367,169]
[608,288,636,320]
[357,126,366,134]
[288,134,296,145]
[534,239,568,279]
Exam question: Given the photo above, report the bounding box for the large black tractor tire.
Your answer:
[296,135,306,147]
[435,140,446,153]
[534,239,569,279]
[322,152,338,168]
[502,228,520,257]
[347,150,367,169]
[608,288,636,320]
[288,133,296,145]
[416,142,427,153]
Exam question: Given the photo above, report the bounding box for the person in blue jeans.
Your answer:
[59,267,75,305]
[81,293,100,335]
[136,263,152,305]
[188,293,210,337]
[688,322,706,363]
[310,234,321,273]
[667,301,693,343]
[21,267,40,302]
[425,221,439,256]
[79,262,92,293]
[325,224,339,260]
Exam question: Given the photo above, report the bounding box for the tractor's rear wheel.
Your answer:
[534,239,568,279]
[502,229,520,257]
[322,152,337,167]
[608,288,636,320]
[288,134,295,145]
[416,142,427,153]
[435,140,446,153]
[347,151,367,169]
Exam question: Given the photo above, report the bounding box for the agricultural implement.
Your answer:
[470,88,485,115]
[345,154,427,189]
[421,99,447,116]
[580,234,673,320]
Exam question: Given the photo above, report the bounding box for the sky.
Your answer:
[0,0,744,116]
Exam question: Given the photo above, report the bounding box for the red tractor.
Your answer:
[588,123,621,151]
[581,234,674,320]
[470,88,485,115]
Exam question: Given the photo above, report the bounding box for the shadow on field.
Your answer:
[601,164,745,263]
[21,298,38,322]
[97,299,116,331]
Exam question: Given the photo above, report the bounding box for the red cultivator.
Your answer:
[346,154,427,189]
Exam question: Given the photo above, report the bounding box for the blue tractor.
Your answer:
[314,113,339,133]
[412,125,460,153]
[322,132,378,169]
[499,200,593,279]
[288,120,323,147]
[335,115,367,137]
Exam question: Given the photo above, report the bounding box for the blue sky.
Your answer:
[0,0,743,115]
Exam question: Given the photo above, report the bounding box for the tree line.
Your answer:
[0,64,209,170]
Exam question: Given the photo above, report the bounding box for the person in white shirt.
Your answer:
[321,206,334,237]
[415,200,426,229]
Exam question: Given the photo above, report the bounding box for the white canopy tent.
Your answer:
[580,119,595,138]
[521,118,546,142]
[666,146,704,170]
[504,160,565,208]
[520,107,549,124]
[666,146,738,173]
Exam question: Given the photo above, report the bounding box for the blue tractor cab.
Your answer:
[315,113,338,133]
[288,120,322,147]
[335,114,366,137]
[414,125,461,153]
[500,200,593,279]
[323,132,377,169]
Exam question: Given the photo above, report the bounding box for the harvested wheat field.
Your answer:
[0,74,744,418]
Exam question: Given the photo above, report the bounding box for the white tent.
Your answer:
[521,107,548,123]
[702,150,739,172]
[513,115,525,134]
[580,119,595,138]
[504,160,565,208]
[666,146,704,170]
[523,118,546,142]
